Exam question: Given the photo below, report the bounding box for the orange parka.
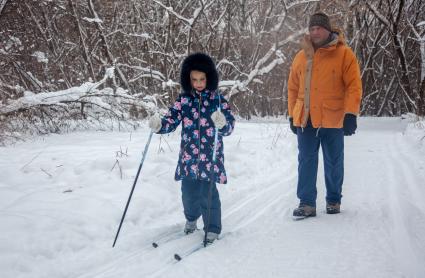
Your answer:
[288,31,362,128]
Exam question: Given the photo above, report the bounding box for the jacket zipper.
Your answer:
[196,92,202,179]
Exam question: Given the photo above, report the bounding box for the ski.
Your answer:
[174,243,205,261]
[152,231,187,248]
[174,233,225,261]
[152,229,201,248]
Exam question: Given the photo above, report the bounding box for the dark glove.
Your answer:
[289,117,297,135]
[343,114,357,136]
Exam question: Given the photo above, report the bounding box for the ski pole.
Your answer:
[204,104,221,247]
[112,131,154,247]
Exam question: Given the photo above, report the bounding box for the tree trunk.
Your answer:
[418,78,425,117]
[68,0,96,81]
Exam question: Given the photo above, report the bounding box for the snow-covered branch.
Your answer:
[0,0,8,15]
[152,0,193,25]
[366,2,391,28]
[0,68,115,114]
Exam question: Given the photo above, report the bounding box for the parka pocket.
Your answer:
[322,99,344,127]
[292,99,304,126]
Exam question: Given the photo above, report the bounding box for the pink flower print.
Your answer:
[193,148,199,155]
[214,165,219,173]
[183,117,193,127]
[173,101,182,110]
[193,130,199,138]
[191,164,198,173]
[183,152,192,161]
[200,153,207,161]
[204,100,209,106]
[181,97,189,105]
[219,174,227,183]
[201,107,206,113]
[183,134,188,141]
[206,163,212,171]
[222,103,229,109]
[193,111,199,119]
[201,137,207,143]
[206,127,214,137]
[200,118,208,127]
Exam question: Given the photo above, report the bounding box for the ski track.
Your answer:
[74,123,298,278]
[384,132,425,277]
[1,119,425,278]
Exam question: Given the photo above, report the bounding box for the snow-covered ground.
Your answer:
[1,117,424,278]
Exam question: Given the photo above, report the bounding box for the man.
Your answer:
[287,12,362,219]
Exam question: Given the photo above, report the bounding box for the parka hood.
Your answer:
[180,52,219,93]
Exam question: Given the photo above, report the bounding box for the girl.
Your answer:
[148,53,235,244]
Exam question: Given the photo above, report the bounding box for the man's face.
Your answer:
[309,26,331,47]
[190,70,207,91]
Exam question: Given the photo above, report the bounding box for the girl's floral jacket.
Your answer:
[157,89,235,184]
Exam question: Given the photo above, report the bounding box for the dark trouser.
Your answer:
[181,178,221,234]
[296,122,344,207]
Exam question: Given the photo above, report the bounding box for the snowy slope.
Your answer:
[1,118,424,278]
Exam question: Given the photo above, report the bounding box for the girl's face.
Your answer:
[190,70,207,91]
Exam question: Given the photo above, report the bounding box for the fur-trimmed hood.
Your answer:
[301,29,346,58]
[180,52,219,93]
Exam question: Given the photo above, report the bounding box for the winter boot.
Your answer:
[184,220,197,234]
[326,202,341,214]
[205,232,219,245]
[293,204,316,220]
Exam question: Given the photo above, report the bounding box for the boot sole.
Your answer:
[184,230,196,235]
[292,213,316,221]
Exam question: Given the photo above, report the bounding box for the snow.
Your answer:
[0,82,99,114]
[219,80,245,92]
[82,17,103,24]
[1,117,425,278]
[161,79,179,90]
[152,1,192,25]
[0,67,158,116]
[32,51,48,64]
[5,36,22,51]
[0,0,8,15]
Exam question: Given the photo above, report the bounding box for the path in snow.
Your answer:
[0,118,424,278]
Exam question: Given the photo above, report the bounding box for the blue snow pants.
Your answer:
[181,178,221,234]
[296,121,344,207]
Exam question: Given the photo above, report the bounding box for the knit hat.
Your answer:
[309,12,332,32]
